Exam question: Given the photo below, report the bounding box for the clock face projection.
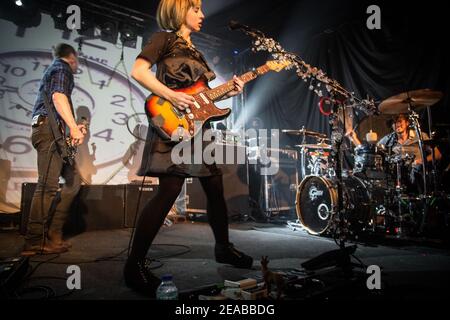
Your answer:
[0,50,148,200]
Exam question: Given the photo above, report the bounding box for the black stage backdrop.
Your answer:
[236,1,449,153]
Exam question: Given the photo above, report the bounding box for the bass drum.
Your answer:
[296,175,371,235]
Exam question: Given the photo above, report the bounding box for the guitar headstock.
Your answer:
[266,60,291,72]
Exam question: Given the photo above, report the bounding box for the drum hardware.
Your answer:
[297,100,369,274]
[236,25,449,241]
[353,144,387,180]
[378,89,443,194]
[283,127,332,183]
[378,89,445,235]
[282,127,328,139]
[295,144,332,178]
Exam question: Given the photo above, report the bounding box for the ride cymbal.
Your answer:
[379,89,443,114]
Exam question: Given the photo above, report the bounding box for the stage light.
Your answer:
[100,20,119,44]
[1,0,42,35]
[77,15,95,37]
[212,55,221,65]
[120,24,138,48]
[51,7,66,30]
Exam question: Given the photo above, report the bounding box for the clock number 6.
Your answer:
[3,136,32,154]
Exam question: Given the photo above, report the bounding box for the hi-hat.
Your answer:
[282,129,327,139]
[295,143,332,150]
[379,89,443,114]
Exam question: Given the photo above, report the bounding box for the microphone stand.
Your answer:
[232,25,367,274]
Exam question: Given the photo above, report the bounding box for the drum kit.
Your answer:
[284,89,448,239]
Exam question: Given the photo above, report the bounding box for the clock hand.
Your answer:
[10,104,32,117]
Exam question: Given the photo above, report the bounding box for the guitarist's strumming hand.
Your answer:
[78,123,88,135]
[70,125,85,146]
[167,91,196,111]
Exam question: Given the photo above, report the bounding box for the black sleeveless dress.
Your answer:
[136,31,221,178]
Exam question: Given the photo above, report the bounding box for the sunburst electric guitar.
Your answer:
[145,60,291,141]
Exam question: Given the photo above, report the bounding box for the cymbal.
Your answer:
[282,129,327,139]
[422,138,450,147]
[379,89,443,114]
[295,143,332,150]
[434,123,450,128]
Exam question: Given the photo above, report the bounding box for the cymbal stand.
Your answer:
[408,110,427,196]
[408,107,429,234]
[426,106,439,194]
[394,156,406,235]
[238,25,366,272]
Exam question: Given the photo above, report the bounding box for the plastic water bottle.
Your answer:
[156,274,178,300]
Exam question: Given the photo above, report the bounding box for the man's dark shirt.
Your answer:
[31,58,74,122]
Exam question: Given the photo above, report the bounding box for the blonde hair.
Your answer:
[157,0,201,31]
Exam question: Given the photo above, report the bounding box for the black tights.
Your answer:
[128,174,229,263]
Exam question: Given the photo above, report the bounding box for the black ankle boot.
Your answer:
[124,259,161,297]
[215,243,253,269]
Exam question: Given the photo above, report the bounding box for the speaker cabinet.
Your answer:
[260,148,299,216]
[19,183,37,235]
[185,144,250,219]
[64,185,126,234]
[124,183,159,227]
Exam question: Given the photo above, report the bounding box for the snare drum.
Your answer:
[353,144,387,180]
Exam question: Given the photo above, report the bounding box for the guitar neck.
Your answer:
[206,64,273,101]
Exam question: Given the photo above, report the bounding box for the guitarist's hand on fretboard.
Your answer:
[222,75,244,100]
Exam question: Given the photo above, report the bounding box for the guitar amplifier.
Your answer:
[185,144,250,220]
[185,177,207,215]
[20,182,37,235]
[20,183,127,235]
[124,183,159,227]
[64,185,126,234]
[259,148,299,216]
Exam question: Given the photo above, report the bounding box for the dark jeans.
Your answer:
[25,120,81,247]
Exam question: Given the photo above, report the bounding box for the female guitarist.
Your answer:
[124,0,253,297]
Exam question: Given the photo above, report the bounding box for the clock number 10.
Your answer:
[0,63,26,77]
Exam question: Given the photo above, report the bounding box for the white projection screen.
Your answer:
[0,13,231,212]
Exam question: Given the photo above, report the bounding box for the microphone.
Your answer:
[228,20,250,31]
[228,20,264,36]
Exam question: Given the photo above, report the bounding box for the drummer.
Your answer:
[378,113,441,194]
[377,113,441,165]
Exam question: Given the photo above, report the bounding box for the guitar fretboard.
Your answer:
[206,64,272,101]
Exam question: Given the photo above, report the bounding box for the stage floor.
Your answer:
[1,221,450,300]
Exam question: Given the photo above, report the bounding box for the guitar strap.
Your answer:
[41,91,71,164]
